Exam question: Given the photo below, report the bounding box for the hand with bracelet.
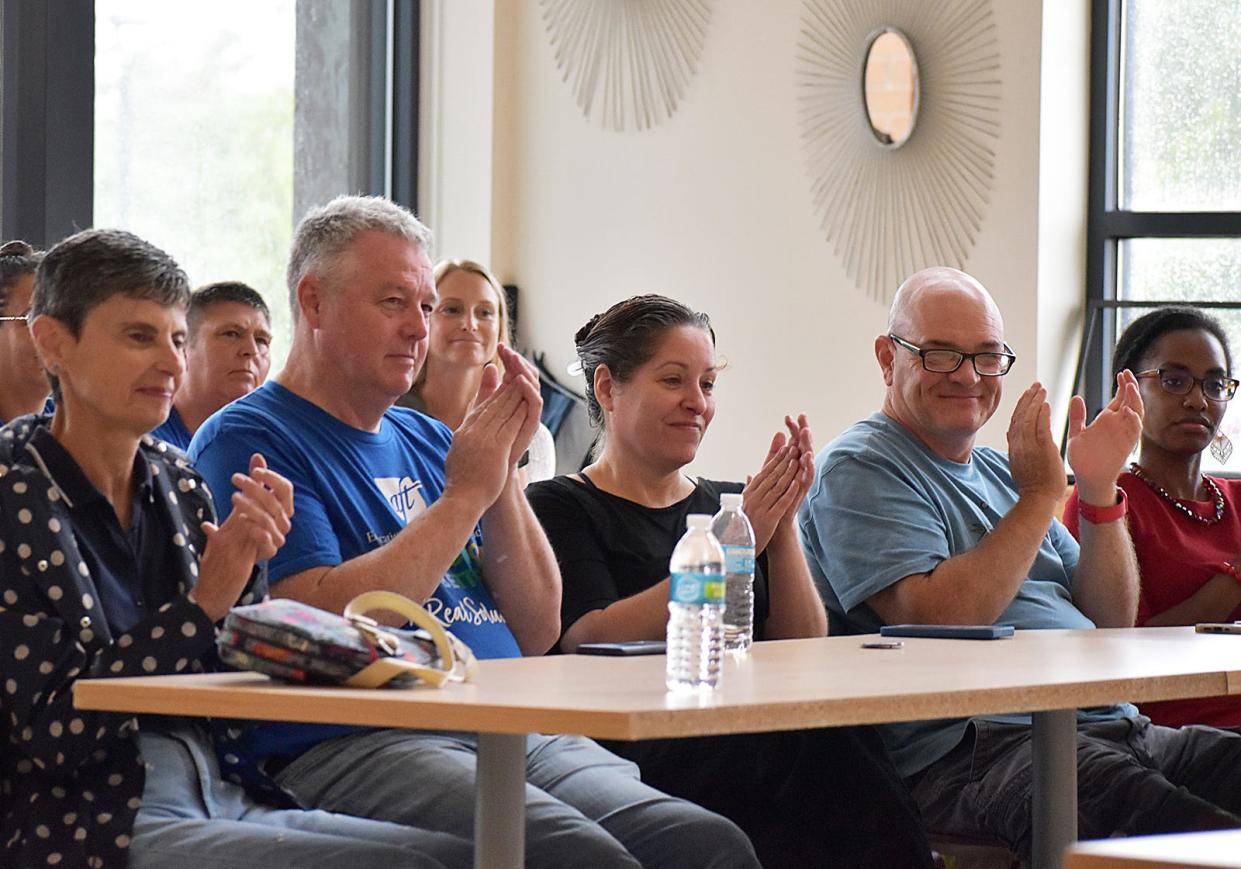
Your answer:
[1217,560,1241,586]
[1068,369,1144,516]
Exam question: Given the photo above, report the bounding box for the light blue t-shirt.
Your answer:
[150,406,192,451]
[797,412,1133,776]
[191,380,521,659]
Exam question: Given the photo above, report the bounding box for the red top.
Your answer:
[1066,472,1241,728]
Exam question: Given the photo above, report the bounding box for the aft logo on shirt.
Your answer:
[373,476,429,524]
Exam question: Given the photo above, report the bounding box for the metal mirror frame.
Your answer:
[861,27,920,149]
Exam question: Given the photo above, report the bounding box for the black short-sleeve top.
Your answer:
[526,474,771,650]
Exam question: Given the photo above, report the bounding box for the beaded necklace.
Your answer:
[1128,462,1225,525]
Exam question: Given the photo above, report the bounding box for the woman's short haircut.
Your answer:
[0,240,44,311]
[188,281,271,340]
[31,228,189,398]
[411,259,510,395]
[573,294,714,428]
[1112,306,1234,388]
[286,195,433,321]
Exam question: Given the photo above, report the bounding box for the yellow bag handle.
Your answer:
[341,591,478,689]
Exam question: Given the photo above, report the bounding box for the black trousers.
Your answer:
[603,724,934,869]
[910,716,1241,859]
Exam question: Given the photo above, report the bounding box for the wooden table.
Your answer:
[75,627,1241,869]
[1066,830,1241,868]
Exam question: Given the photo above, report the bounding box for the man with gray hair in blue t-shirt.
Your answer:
[191,194,756,869]
[798,266,1241,858]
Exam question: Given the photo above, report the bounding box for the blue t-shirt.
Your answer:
[150,406,192,451]
[0,396,55,427]
[190,381,521,762]
[191,380,520,658]
[797,412,1133,776]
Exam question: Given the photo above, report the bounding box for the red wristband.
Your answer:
[1077,487,1128,524]
[1219,561,1241,584]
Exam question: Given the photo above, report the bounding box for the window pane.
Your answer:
[1121,0,1241,211]
[1118,238,1241,472]
[94,1,295,365]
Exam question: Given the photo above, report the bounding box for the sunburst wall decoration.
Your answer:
[796,0,1001,304]
[540,0,713,132]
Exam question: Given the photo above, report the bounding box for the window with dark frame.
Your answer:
[0,1,419,360]
[1084,0,1241,472]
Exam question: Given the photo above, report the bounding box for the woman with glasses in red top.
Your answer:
[1066,306,1241,728]
[0,240,52,424]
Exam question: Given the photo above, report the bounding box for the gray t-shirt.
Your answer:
[797,412,1133,776]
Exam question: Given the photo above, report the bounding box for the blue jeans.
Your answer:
[132,725,471,869]
[275,729,760,869]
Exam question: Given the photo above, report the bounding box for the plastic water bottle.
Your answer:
[666,514,726,692]
[712,493,756,654]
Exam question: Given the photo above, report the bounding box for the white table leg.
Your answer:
[1031,709,1077,869]
[475,733,527,869]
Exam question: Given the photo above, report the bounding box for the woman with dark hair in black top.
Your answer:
[527,294,935,869]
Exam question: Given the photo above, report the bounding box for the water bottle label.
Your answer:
[722,545,755,574]
[670,571,725,605]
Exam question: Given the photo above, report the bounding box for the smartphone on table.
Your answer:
[576,640,668,656]
[880,624,1015,640]
[1195,623,1241,635]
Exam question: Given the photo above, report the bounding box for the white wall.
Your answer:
[418,0,495,264]
[460,0,1086,478]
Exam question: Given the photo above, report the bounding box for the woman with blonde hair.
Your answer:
[398,259,554,480]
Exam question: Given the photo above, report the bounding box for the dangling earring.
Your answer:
[1211,430,1233,464]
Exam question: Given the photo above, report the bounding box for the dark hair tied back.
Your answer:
[574,314,602,347]
[0,240,35,258]
[574,293,714,429]
[0,240,44,308]
[1112,305,1233,391]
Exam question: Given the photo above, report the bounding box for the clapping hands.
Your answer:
[1008,371,1143,509]
[1067,369,1143,504]
[742,414,815,552]
[195,453,295,621]
[445,344,543,511]
[1007,383,1068,505]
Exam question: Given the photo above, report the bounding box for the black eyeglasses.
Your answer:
[888,334,1016,377]
[1135,368,1239,403]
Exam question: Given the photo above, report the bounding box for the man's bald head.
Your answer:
[877,266,1009,461]
[887,267,1003,339]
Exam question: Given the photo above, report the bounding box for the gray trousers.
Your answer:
[132,726,471,868]
[275,728,760,869]
[910,715,1241,859]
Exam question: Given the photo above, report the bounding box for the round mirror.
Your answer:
[862,29,919,148]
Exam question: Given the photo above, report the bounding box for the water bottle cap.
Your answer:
[686,513,712,530]
[720,493,743,509]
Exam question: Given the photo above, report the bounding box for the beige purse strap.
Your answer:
[341,591,478,688]
[344,655,449,689]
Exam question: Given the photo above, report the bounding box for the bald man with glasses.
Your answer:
[798,266,1241,859]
